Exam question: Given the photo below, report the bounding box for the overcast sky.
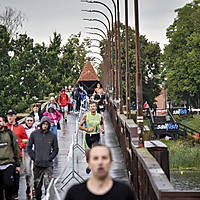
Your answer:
[0,0,192,50]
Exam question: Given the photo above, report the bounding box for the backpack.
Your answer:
[73,88,80,98]
[8,129,14,150]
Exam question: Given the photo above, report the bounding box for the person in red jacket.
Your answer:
[58,88,69,122]
[6,109,28,200]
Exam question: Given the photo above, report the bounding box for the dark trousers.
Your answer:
[75,97,81,111]
[33,165,53,200]
[12,168,20,196]
[0,165,15,200]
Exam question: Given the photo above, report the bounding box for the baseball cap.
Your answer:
[7,109,17,115]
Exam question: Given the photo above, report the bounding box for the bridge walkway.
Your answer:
[18,110,129,199]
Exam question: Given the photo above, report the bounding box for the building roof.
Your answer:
[77,61,100,82]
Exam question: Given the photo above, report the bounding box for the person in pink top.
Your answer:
[43,104,61,136]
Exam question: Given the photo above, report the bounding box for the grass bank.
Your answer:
[162,140,200,170]
[177,114,200,132]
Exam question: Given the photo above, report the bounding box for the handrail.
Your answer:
[178,122,200,138]
[168,108,200,138]
[107,96,200,200]
[167,108,176,123]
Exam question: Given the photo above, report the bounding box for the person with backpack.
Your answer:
[66,85,73,113]
[46,96,60,112]
[43,104,62,136]
[58,88,69,122]
[0,116,21,200]
[22,115,38,198]
[6,109,28,199]
[73,83,82,112]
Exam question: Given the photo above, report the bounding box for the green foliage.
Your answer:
[0,25,90,116]
[162,140,200,169]
[100,23,162,105]
[178,114,200,131]
[163,0,200,107]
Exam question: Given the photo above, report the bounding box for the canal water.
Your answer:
[170,171,200,191]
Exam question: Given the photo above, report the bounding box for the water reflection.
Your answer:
[170,171,200,191]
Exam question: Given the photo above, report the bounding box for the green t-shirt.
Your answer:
[86,112,101,134]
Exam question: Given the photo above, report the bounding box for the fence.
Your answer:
[107,97,200,200]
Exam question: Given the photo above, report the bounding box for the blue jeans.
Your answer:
[73,99,77,111]
[50,125,57,136]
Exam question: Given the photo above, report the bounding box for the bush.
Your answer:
[162,140,200,169]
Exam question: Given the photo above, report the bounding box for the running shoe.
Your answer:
[26,185,31,198]
[32,189,36,199]
[86,167,91,174]
[11,194,18,200]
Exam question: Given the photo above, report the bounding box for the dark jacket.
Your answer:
[30,109,43,121]
[27,116,59,167]
[0,126,21,167]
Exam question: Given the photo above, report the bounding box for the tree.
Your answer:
[0,25,11,115]
[99,23,162,106]
[58,32,91,89]
[0,6,26,37]
[163,0,200,107]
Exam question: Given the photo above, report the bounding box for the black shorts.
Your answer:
[84,133,100,149]
[97,104,105,113]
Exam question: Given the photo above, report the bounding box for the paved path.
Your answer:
[19,110,129,200]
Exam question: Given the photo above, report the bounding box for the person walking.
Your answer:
[80,86,87,109]
[30,104,43,127]
[94,92,105,118]
[6,109,28,199]
[152,103,157,116]
[94,83,104,96]
[64,144,136,200]
[67,86,73,113]
[73,83,82,112]
[58,88,69,122]
[27,116,59,200]
[43,104,62,136]
[46,96,60,112]
[0,116,21,200]
[22,115,38,198]
[79,102,104,174]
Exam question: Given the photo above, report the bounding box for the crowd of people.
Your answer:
[0,82,136,200]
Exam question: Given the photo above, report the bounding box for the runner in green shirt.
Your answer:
[79,102,104,174]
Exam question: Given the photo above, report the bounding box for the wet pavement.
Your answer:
[18,110,129,200]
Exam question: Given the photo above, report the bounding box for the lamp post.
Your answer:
[81,0,115,99]
[125,0,131,119]
[86,32,105,40]
[83,18,109,32]
[82,10,110,31]
[116,0,123,114]
[109,0,118,101]
[83,18,111,90]
[88,39,107,86]
[85,27,107,38]
[134,0,144,147]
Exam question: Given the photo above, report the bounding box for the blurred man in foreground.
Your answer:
[65,144,136,200]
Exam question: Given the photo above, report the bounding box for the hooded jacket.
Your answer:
[0,126,21,167]
[6,122,28,157]
[27,116,59,167]
[43,104,62,124]
[58,89,69,107]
